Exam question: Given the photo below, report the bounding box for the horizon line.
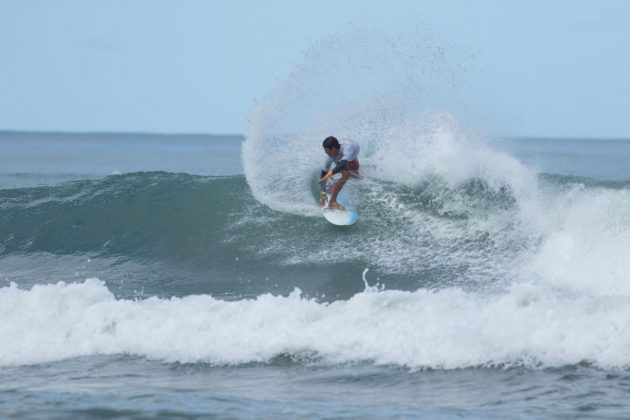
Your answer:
[1,129,629,142]
[0,129,244,137]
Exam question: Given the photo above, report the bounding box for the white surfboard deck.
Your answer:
[321,194,358,226]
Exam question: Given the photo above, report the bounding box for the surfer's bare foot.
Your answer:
[320,196,327,207]
[328,201,344,210]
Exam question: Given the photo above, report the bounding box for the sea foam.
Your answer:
[3,279,630,369]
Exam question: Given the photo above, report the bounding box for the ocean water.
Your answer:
[2,129,630,418]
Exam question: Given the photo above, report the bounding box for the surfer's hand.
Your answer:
[319,171,333,184]
[320,191,327,207]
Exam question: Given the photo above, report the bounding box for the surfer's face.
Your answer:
[324,147,339,157]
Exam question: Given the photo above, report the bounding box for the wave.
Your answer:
[3,278,630,369]
[2,166,630,295]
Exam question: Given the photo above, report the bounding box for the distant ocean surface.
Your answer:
[3,130,630,418]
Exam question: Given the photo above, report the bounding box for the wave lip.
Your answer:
[3,279,630,370]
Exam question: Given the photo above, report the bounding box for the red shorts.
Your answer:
[343,159,360,173]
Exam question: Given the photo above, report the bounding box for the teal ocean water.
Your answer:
[2,130,630,418]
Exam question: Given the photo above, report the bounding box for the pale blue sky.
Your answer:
[1,0,629,137]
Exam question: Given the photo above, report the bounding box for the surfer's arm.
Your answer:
[319,160,349,185]
[319,170,328,192]
[319,157,335,185]
[331,160,348,174]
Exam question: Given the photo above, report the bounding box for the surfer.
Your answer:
[318,136,360,210]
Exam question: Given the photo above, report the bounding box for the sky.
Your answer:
[1,0,629,137]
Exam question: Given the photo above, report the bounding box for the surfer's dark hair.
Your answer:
[323,136,340,150]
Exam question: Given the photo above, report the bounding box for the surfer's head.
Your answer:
[323,136,340,157]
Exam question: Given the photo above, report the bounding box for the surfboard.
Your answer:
[321,193,358,225]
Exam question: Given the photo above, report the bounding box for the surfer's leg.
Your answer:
[329,172,350,210]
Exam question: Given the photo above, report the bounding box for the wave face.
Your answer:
[8,165,629,294]
[1,173,242,260]
[0,169,531,291]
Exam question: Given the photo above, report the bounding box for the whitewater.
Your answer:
[4,277,630,370]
